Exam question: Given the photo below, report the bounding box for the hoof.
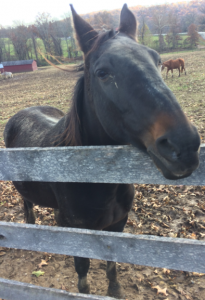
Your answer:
[107,282,125,299]
[78,284,90,294]
[54,209,60,223]
[78,278,90,294]
[26,211,36,224]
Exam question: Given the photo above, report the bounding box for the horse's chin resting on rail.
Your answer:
[4,3,200,299]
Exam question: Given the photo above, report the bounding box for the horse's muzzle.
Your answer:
[147,135,200,179]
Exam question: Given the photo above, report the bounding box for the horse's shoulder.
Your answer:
[23,106,64,118]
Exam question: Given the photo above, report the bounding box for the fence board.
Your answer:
[0,222,205,273]
[0,144,205,185]
[0,278,116,300]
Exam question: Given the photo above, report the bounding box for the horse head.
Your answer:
[70,4,200,180]
[161,63,166,71]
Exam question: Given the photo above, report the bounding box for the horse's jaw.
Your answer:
[147,149,198,180]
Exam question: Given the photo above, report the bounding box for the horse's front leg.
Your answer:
[104,216,128,299]
[51,183,91,295]
[54,208,91,294]
[24,199,36,224]
[74,257,90,294]
[178,67,180,77]
[106,261,123,299]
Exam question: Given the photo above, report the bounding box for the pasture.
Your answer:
[0,49,205,300]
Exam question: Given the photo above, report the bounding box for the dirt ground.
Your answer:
[1,50,205,300]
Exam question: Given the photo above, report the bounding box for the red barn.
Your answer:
[1,60,38,73]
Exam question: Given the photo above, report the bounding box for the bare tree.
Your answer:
[91,11,116,31]
[28,25,39,62]
[138,9,151,45]
[187,23,200,48]
[151,5,169,51]
[0,25,6,62]
[167,11,182,49]
[181,10,198,32]
[50,21,63,57]
[35,12,54,55]
[9,25,29,60]
[59,13,74,58]
[198,1,205,31]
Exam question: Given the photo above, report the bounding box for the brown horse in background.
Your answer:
[162,58,186,78]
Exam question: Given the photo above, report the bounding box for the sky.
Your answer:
[1,0,190,27]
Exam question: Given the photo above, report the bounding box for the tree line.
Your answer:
[84,0,205,52]
[0,13,78,66]
[0,0,205,65]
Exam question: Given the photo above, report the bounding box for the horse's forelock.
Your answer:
[86,30,116,58]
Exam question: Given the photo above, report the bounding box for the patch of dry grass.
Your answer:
[161,50,205,141]
[0,66,81,146]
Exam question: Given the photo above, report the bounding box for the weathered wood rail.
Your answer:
[1,144,205,185]
[0,144,205,300]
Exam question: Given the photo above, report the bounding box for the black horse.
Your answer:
[4,4,200,299]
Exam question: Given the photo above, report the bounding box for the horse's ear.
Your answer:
[70,4,98,54]
[118,4,137,38]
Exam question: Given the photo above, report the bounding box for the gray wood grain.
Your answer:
[0,222,205,273]
[0,144,205,185]
[0,278,116,300]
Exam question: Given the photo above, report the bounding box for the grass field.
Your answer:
[161,50,205,140]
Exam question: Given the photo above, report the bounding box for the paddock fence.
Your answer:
[1,144,205,300]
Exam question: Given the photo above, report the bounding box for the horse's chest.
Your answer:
[51,182,134,230]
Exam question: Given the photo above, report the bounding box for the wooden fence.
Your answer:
[1,144,205,300]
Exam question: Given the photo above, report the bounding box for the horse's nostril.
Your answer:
[156,137,181,162]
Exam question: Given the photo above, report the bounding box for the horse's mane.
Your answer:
[56,30,119,147]
[57,75,84,146]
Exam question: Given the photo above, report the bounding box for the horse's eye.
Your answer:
[96,70,109,80]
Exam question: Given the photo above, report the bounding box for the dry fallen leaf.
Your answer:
[152,203,161,208]
[185,295,192,300]
[177,288,193,300]
[163,196,169,202]
[127,219,136,226]
[151,224,159,231]
[152,285,168,296]
[133,205,138,212]
[38,259,48,268]
[163,268,171,275]
[161,222,170,228]
[192,272,205,276]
